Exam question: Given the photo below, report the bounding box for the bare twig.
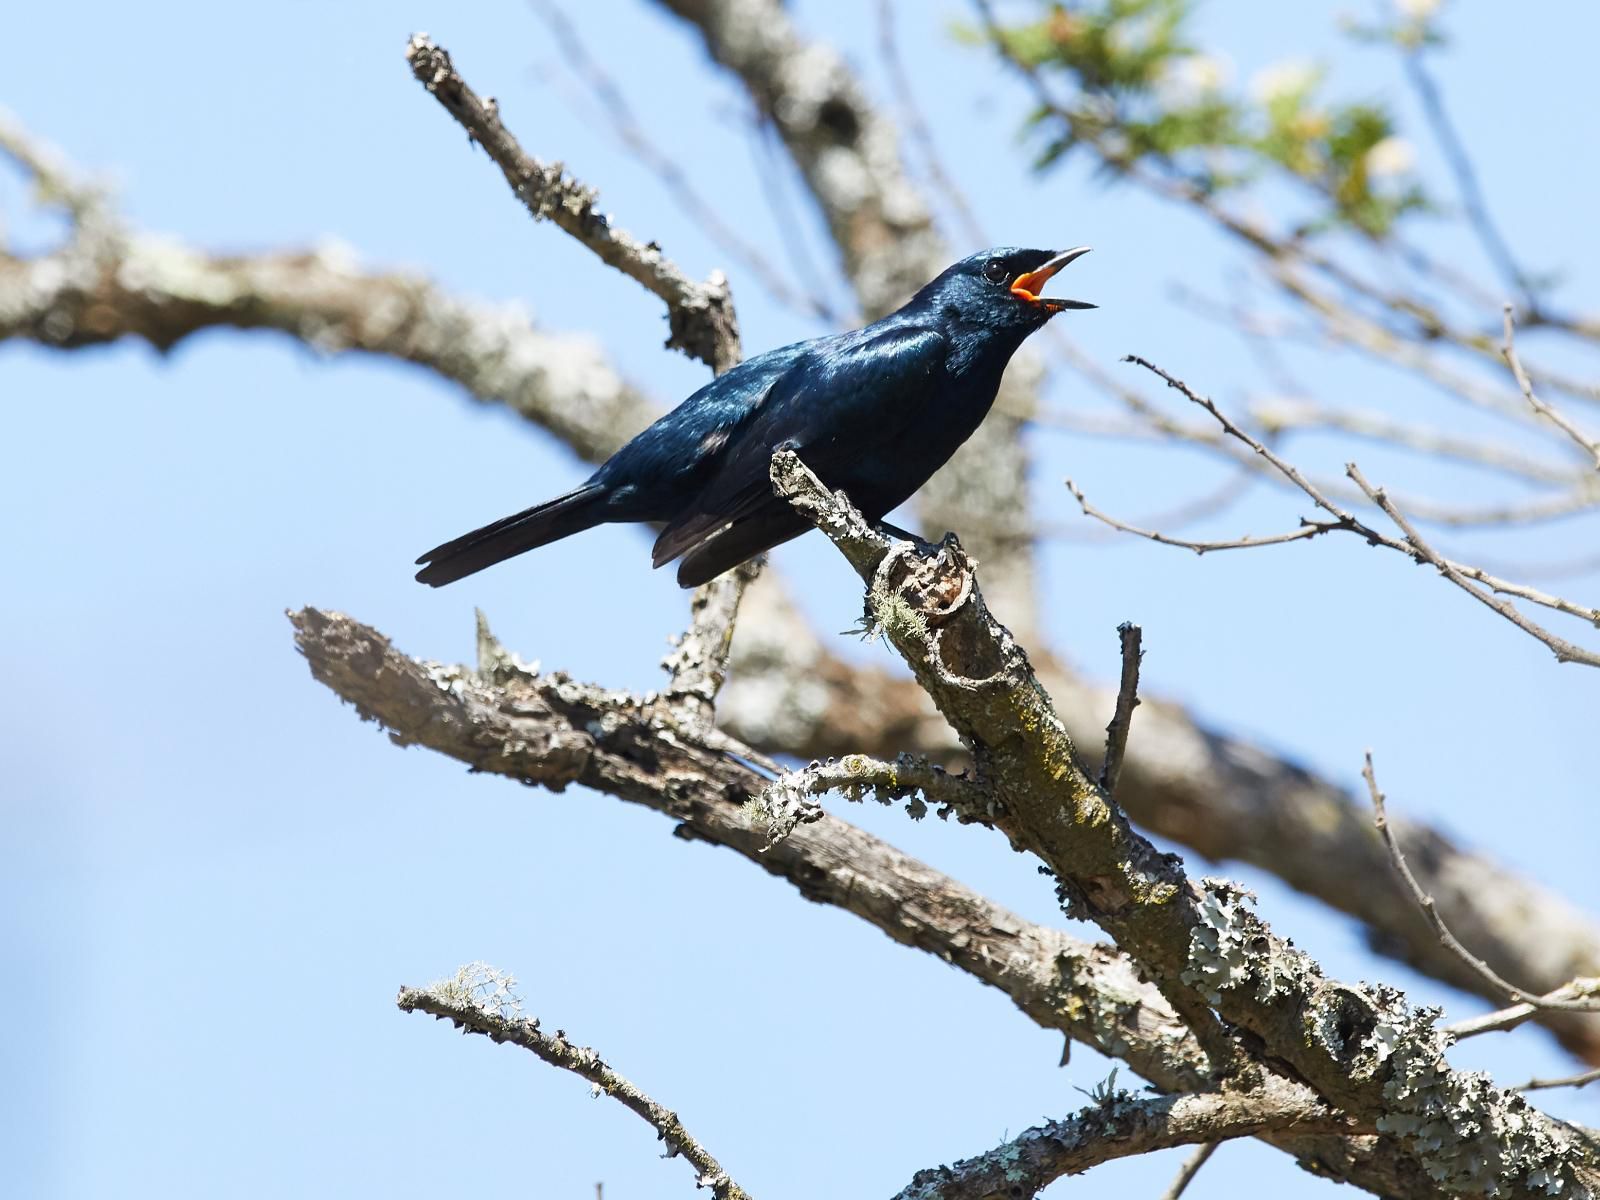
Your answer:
[1347,466,1600,668]
[398,966,752,1200]
[1516,1068,1600,1094]
[1502,306,1600,470]
[404,34,741,371]
[1118,355,1600,666]
[1099,622,1143,796]
[1444,978,1600,1041]
[660,559,763,728]
[1161,1141,1220,1200]
[1067,478,1341,555]
[1364,753,1600,1013]
[891,1082,1352,1200]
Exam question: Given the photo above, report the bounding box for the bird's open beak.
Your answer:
[1010,246,1095,311]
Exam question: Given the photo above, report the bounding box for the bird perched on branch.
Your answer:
[415,246,1093,589]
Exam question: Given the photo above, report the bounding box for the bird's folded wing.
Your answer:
[652,325,949,568]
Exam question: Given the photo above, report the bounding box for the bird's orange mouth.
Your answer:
[1010,246,1095,311]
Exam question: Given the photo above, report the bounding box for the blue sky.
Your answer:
[4,2,1597,1197]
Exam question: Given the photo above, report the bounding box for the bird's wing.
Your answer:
[652,325,948,568]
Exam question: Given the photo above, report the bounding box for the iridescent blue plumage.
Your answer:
[415,246,1092,588]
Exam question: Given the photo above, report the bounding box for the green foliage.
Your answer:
[973,0,1437,237]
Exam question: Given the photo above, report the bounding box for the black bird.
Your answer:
[415,246,1093,590]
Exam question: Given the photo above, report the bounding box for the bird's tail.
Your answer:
[414,484,609,587]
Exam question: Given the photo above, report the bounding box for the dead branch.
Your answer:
[1099,622,1143,796]
[399,965,751,1200]
[404,34,741,372]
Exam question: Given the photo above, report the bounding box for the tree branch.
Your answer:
[1161,1141,1220,1200]
[660,557,763,729]
[286,605,1211,1090]
[771,450,1597,1198]
[1099,622,1142,797]
[1502,306,1600,470]
[404,33,741,372]
[1346,464,1600,668]
[398,964,751,1200]
[892,1079,1354,1200]
[718,574,1600,1066]
[290,604,1554,1197]
[754,751,990,844]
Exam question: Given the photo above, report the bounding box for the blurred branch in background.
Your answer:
[399,965,753,1200]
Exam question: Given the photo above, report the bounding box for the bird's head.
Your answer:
[915,246,1095,330]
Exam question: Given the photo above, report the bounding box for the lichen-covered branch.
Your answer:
[753,751,991,844]
[404,34,740,372]
[719,569,1600,1066]
[399,964,751,1200]
[287,606,1209,1090]
[291,604,1489,1198]
[771,450,1598,1198]
[892,1079,1355,1200]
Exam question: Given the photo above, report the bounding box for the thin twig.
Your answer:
[399,966,753,1200]
[1445,1001,1541,1041]
[1502,305,1600,470]
[1160,1141,1220,1200]
[1067,478,1340,555]
[404,34,741,371]
[1347,466,1600,668]
[1445,976,1600,1041]
[1515,1067,1600,1094]
[1117,355,1600,665]
[1363,754,1600,1013]
[1099,622,1143,796]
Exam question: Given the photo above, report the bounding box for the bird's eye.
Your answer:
[981,258,1008,285]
